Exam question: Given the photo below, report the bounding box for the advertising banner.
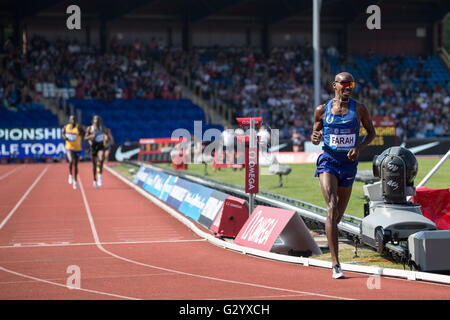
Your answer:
[245,146,259,194]
[160,175,177,202]
[110,142,140,161]
[275,152,321,164]
[166,177,192,210]
[235,206,295,252]
[143,170,169,198]
[403,138,450,156]
[358,116,397,161]
[0,127,66,159]
[133,165,246,235]
[178,184,213,222]
[134,166,150,187]
[133,165,220,224]
[198,190,229,229]
[235,205,322,256]
[138,137,182,163]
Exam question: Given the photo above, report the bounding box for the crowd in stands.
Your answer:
[358,53,449,143]
[163,44,319,147]
[1,39,42,111]
[1,35,181,113]
[163,44,450,145]
[1,35,449,146]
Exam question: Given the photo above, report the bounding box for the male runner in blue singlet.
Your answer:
[312,72,375,279]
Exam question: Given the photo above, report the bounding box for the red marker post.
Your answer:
[236,117,262,216]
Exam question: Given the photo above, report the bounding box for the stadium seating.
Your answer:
[327,54,450,88]
[0,104,59,128]
[66,98,217,144]
[1,36,447,144]
[164,46,449,141]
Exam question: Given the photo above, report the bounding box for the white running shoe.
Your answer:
[97,173,102,187]
[332,265,345,279]
[68,175,73,184]
[73,181,78,190]
[93,180,98,189]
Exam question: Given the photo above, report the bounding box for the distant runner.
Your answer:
[62,115,84,190]
[85,115,113,189]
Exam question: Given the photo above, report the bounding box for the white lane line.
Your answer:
[0,166,49,231]
[14,231,73,235]
[205,293,312,300]
[0,166,140,300]
[80,172,354,300]
[0,272,174,286]
[0,168,19,181]
[11,238,74,242]
[0,265,139,300]
[0,239,205,249]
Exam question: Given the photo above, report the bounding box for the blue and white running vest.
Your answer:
[322,98,359,160]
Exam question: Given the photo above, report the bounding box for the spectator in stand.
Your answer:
[326,45,339,58]
[291,129,305,152]
[220,126,236,168]
[257,125,271,152]
[434,121,445,137]
[424,120,435,138]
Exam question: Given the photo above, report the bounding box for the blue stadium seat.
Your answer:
[64,98,210,144]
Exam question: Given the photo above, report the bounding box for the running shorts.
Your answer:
[314,152,358,187]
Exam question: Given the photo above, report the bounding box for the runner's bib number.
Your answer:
[329,134,356,149]
[95,133,104,143]
[65,133,77,142]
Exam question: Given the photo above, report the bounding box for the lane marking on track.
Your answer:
[0,265,140,300]
[0,168,19,181]
[205,293,313,300]
[0,166,48,231]
[79,172,354,300]
[0,239,205,249]
[0,165,140,300]
[0,272,175,285]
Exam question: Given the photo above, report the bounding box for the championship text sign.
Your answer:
[0,127,66,158]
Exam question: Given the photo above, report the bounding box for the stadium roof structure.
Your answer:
[0,0,448,24]
[0,0,448,54]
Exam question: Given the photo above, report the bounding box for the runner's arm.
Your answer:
[84,126,94,142]
[107,128,114,145]
[62,126,68,141]
[347,103,376,161]
[78,125,86,138]
[311,104,325,145]
[356,103,376,151]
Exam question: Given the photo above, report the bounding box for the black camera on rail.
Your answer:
[372,146,418,204]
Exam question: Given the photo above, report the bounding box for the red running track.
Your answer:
[0,163,449,300]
